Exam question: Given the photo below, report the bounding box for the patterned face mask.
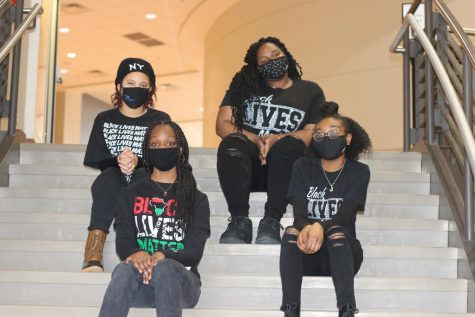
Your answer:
[257,56,289,80]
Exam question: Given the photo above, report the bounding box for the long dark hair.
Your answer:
[142,120,196,231]
[316,102,372,160]
[228,36,303,131]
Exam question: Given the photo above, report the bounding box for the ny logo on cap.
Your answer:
[129,63,144,71]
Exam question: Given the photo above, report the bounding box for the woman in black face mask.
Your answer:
[216,36,326,245]
[280,102,372,317]
[81,58,170,272]
[98,120,210,317]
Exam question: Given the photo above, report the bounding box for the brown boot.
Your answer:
[81,229,106,272]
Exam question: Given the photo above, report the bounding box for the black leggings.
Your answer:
[88,167,148,233]
[280,226,363,309]
[217,133,306,220]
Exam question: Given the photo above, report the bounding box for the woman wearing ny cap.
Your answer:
[216,36,326,245]
[81,57,170,272]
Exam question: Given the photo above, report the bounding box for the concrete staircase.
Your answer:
[0,143,474,317]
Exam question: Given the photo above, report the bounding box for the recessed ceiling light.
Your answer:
[60,69,69,74]
[59,27,70,33]
[198,107,205,112]
[67,52,76,59]
[145,13,157,20]
[158,83,172,90]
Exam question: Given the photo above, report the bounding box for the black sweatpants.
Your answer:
[280,226,363,309]
[217,133,306,221]
[88,167,148,233]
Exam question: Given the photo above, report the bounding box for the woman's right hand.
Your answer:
[117,148,137,175]
[125,251,152,283]
[297,223,324,254]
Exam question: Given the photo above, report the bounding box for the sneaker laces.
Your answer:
[227,216,248,230]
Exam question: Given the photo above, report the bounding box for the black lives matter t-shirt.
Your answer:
[115,179,210,279]
[83,108,170,170]
[287,156,370,238]
[220,79,325,137]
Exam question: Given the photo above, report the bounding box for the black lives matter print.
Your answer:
[243,95,305,137]
[103,123,148,158]
[306,186,343,221]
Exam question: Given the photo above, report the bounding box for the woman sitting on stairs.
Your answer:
[280,102,372,317]
[99,120,210,317]
[81,57,170,272]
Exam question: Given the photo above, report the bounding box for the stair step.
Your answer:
[1,305,475,317]
[0,188,439,219]
[0,240,458,278]
[0,271,467,313]
[0,213,450,247]
[18,144,422,172]
[8,164,431,194]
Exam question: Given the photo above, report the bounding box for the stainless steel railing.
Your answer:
[0,3,42,64]
[390,0,475,243]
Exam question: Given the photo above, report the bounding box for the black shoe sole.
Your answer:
[255,235,281,244]
[219,236,252,244]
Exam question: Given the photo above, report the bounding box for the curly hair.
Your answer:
[142,120,196,232]
[227,36,303,131]
[316,101,372,160]
[111,85,157,108]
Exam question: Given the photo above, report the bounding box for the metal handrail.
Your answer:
[0,2,42,64]
[0,0,11,15]
[405,0,475,70]
[390,13,475,178]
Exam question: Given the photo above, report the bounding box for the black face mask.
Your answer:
[148,148,179,171]
[122,87,149,109]
[257,56,289,80]
[311,136,347,160]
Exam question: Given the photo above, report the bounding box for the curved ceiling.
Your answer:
[55,0,239,121]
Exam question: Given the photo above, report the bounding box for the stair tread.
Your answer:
[1,305,474,317]
[0,270,467,291]
[0,239,459,259]
[0,212,450,230]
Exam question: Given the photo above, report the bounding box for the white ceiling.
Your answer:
[55,0,239,122]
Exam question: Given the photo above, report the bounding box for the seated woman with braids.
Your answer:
[98,120,210,317]
[216,36,326,245]
[280,102,372,317]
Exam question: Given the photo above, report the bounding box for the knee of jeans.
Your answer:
[218,135,248,158]
[111,262,137,281]
[325,226,348,247]
[92,167,122,189]
[270,137,305,158]
[151,259,181,280]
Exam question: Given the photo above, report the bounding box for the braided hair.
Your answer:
[317,102,372,160]
[142,120,196,231]
[228,36,303,131]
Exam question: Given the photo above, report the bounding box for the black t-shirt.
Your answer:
[114,179,210,279]
[287,156,370,238]
[83,108,170,170]
[220,79,325,137]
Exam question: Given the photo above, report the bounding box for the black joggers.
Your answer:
[217,133,306,221]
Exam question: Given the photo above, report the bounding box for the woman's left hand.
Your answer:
[259,134,281,164]
[297,223,324,254]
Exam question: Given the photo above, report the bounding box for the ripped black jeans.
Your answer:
[280,226,363,309]
[217,133,306,220]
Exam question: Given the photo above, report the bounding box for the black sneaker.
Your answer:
[339,304,359,317]
[255,217,282,244]
[281,303,300,317]
[219,216,252,244]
